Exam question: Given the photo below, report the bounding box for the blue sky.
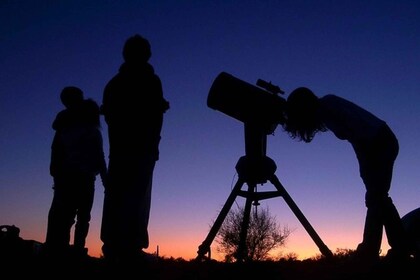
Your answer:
[1,0,419,260]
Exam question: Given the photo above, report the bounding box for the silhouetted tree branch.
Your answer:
[215,205,291,262]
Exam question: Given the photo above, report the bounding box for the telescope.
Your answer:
[207,72,287,159]
[196,72,333,262]
[207,72,286,136]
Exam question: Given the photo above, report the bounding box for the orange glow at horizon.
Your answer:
[15,197,393,262]
[82,225,392,261]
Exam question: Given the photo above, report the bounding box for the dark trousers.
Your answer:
[355,125,407,256]
[100,155,155,259]
[45,175,95,255]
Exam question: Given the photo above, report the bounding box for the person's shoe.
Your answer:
[137,250,159,263]
[350,243,380,268]
[116,250,159,269]
[74,247,88,259]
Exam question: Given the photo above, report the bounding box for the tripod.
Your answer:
[196,123,333,262]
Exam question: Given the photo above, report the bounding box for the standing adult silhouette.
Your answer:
[45,87,107,258]
[100,34,169,262]
[282,87,410,264]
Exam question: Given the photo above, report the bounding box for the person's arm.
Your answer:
[93,128,108,189]
[50,132,63,177]
[156,76,170,113]
[99,138,108,189]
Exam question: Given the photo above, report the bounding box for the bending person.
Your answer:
[282,87,409,264]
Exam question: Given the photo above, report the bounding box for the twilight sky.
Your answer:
[1,0,419,261]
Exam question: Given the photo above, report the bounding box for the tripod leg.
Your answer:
[236,182,255,262]
[196,178,245,260]
[269,174,334,259]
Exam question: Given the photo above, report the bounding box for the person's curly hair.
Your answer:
[282,87,327,142]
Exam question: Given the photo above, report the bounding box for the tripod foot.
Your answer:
[196,244,211,261]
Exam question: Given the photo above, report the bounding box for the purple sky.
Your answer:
[1,0,419,260]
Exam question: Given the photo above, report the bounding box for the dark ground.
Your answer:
[2,252,418,280]
[0,231,417,279]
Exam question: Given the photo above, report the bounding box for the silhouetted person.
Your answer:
[45,87,107,259]
[401,207,420,260]
[52,86,84,130]
[100,34,169,262]
[282,87,409,264]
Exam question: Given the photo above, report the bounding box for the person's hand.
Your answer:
[162,100,170,112]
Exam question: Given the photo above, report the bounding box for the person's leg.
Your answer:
[117,157,155,258]
[383,196,410,260]
[100,157,139,261]
[135,160,155,250]
[74,177,95,253]
[136,158,155,250]
[356,188,384,262]
[355,126,399,260]
[45,180,76,257]
[100,159,124,260]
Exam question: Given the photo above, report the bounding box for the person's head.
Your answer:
[60,86,84,109]
[282,87,326,142]
[122,34,151,63]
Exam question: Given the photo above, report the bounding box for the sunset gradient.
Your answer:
[1,1,419,261]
